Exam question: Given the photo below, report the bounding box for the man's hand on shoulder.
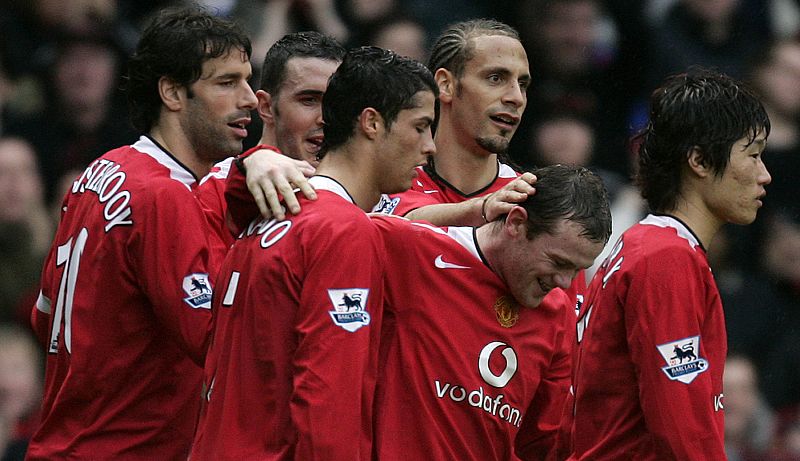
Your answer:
[243,148,317,220]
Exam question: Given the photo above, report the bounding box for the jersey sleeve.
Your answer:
[515,291,573,461]
[197,160,235,266]
[623,249,725,460]
[382,189,441,216]
[129,182,214,365]
[287,214,384,460]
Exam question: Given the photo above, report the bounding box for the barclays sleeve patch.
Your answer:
[372,194,400,214]
[656,336,708,384]
[182,273,213,309]
[327,288,371,332]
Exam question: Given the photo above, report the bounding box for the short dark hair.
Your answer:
[319,46,438,156]
[125,7,252,132]
[259,31,345,94]
[518,164,612,244]
[635,67,770,212]
[428,19,519,78]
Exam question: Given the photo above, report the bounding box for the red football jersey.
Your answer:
[371,215,572,461]
[197,157,236,263]
[571,215,726,460]
[190,176,384,461]
[27,136,214,460]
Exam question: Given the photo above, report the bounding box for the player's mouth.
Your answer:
[756,190,767,207]
[306,135,324,152]
[489,113,519,130]
[228,118,250,139]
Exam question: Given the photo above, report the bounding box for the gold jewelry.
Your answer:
[494,296,519,328]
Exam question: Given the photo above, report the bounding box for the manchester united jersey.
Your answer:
[571,214,726,460]
[371,215,572,461]
[190,176,384,461]
[27,136,214,460]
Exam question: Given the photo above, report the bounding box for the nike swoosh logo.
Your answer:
[423,190,439,194]
[435,255,470,269]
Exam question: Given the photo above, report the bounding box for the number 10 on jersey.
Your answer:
[49,228,88,354]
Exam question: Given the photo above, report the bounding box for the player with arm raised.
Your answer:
[189,46,437,461]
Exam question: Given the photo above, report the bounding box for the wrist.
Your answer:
[236,144,282,173]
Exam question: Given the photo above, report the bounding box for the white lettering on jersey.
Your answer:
[433,380,522,427]
[576,304,593,344]
[72,159,133,232]
[714,393,724,412]
[602,238,624,288]
[241,218,292,249]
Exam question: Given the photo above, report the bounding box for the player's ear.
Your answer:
[159,76,183,111]
[359,107,383,140]
[504,205,529,238]
[256,90,276,126]
[435,68,455,104]
[687,146,712,178]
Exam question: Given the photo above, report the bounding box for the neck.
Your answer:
[433,121,500,194]
[315,144,380,212]
[666,197,723,250]
[474,223,500,272]
[148,125,213,179]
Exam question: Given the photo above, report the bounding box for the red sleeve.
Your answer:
[624,251,725,460]
[288,215,384,460]
[383,189,441,216]
[197,164,235,266]
[516,291,573,461]
[224,145,280,236]
[130,182,214,365]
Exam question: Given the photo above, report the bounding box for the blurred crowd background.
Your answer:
[0,0,799,460]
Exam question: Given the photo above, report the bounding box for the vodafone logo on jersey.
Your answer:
[479,341,518,387]
[432,341,523,427]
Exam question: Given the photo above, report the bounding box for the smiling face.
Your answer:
[495,214,603,308]
[259,57,340,166]
[704,132,771,225]
[378,90,437,194]
[444,34,530,155]
[181,48,257,164]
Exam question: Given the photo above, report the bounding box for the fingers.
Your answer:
[242,149,318,220]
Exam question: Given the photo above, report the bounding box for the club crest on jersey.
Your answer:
[327,288,370,332]
[656,336,708,384]
[182,273,212,309]
[373,195,400,215]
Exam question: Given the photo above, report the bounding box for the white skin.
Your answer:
[257,57,340,166]
[672,131,771,247]
[152,47,257,178]
[315,90,436,211]
[478,208,604,307]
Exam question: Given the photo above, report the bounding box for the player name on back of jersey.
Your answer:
[239,217,292,249]
[71,158,133,232]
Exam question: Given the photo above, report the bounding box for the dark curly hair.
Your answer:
[124,6,252,132]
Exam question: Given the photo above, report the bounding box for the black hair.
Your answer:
[635,66,770,212]
[124,6,252,132]
[319,46,438,156]
[259,31,345,94]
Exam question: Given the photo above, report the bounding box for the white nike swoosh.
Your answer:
[423,190,439,194]
[435,255,470,269]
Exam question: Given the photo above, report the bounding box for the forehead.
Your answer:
[731,130,767,155]
[280,57,340,91]
[200,48,252,79]
[464,34,529,75]
[532,219,603,268]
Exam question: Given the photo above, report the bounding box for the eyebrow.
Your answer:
[295,89,325,97]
